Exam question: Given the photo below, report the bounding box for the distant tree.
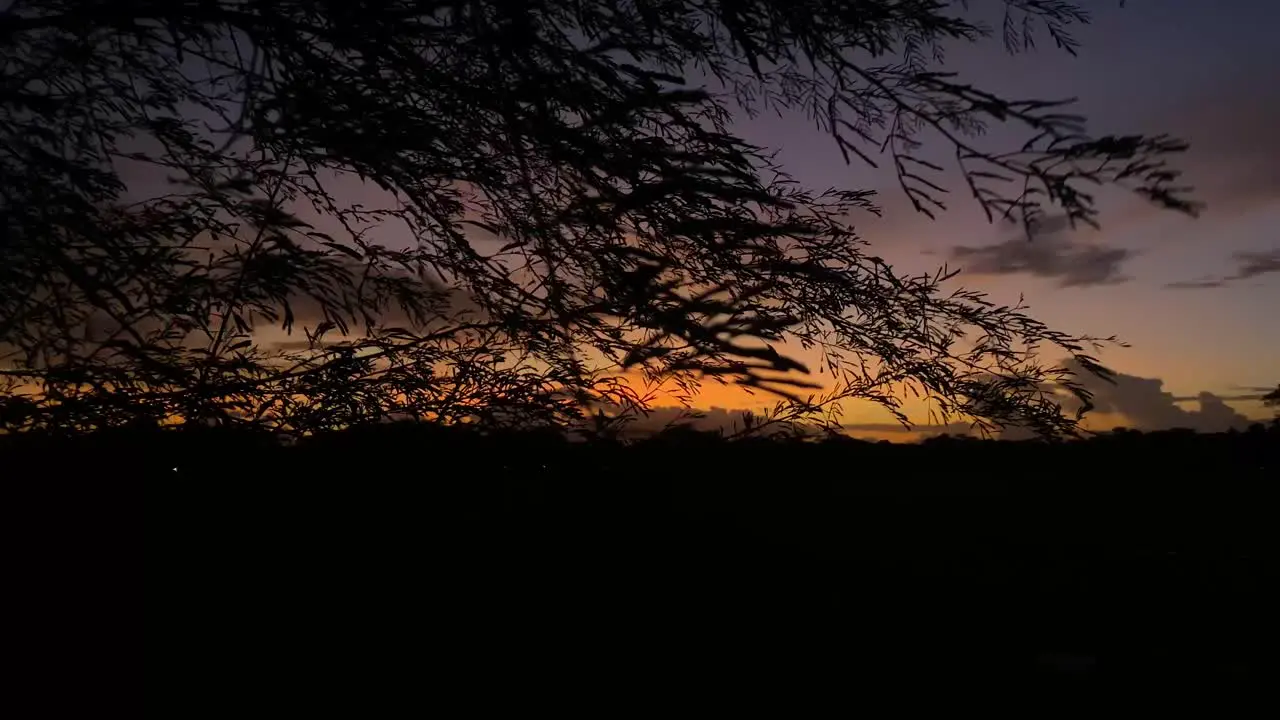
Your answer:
[0,1,1198,438]
[1264,385,1280,423]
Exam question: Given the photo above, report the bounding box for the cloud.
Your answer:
[948,216,1134,288]
[1170,392,1270,403]
[1084,64,1280,232]
[1227,384,1278,395]
[1060,360,1253,433]
[1164,278,1228,290]
[609,358,1265,439]
[1165,69,1280,217]
[1234,249,1280,279]
[1164,247,1280,290]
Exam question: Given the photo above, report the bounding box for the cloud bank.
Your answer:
[1166,65,1280,218]
[948,215,1134,288]
[1166,248,1280,290]
[619,360,1259,441]
[1051,360,1253,433]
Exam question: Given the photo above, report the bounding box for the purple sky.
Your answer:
[717,1,1279,426]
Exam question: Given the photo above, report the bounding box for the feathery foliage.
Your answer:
[0,0,1197,438]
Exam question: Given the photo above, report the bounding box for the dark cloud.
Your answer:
[1234,249,1280,279]
[949,216,1134,288]
[1165,67,1280,216]
[1164,278,1227,290]
[1082,63,1280,231]
[1164,247,1280,290]
[1229,385,1278,394]
[1061,360,1253,433]
[1171,392,1270,403]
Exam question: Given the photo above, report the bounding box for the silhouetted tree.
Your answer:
[1264,385,1280,424]
[0,1,1198,438]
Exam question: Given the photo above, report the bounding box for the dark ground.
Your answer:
[7,423,1277,713]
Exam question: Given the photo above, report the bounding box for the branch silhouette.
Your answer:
[0,0,1197,438]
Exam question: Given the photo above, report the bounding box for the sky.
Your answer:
[672,0,1280,437]
[79,2,1280,439]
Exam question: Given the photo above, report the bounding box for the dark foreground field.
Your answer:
[8,423,1279,712]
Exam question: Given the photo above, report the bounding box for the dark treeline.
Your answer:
[10,422,1278,708]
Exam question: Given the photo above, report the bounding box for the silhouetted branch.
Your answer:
[1,1,1198,438]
